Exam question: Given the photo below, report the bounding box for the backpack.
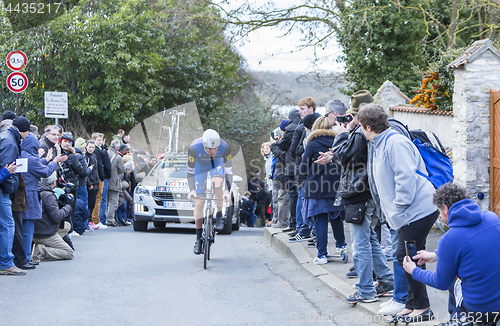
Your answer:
[409,130,453,189]
[385,126,453,189]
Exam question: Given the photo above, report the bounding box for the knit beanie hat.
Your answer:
[279,119,290,131]
[12,116,30,132]
[75,138,86,149]
[303,113,322,129]
[2,110,16,121]
[60,132,74,143]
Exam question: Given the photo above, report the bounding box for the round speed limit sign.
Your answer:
[6,72,28,93]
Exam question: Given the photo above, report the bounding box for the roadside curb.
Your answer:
[264,227,437,325]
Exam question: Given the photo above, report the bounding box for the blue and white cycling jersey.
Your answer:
[187,138,233,194]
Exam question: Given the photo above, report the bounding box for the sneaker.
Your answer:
[375,282,394,297]
[271,221,283,228]
[346,292,378,304]
[106,221,119,227]
[307,237,316,243]
[380,299,394,308]
[288,234,311,243]
[96,222,108,229]
[336,245,346,253]
[307,241,316,248]
[349,265,355,272]
[287,229,298,237]
[31,243,41,262]
[0,266,27,276]
[193,239,202,255]
[121,220,131,226]
[378,300,405,315]
[313,255,328,265]
[346,270,358,278]
[70,231,80,237]
[282,226,294,233]
[89,222,99,230]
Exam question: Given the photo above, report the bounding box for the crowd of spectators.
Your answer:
[258,94,500,326]
[0,111,155,276]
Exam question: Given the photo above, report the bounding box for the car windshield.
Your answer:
[150,161,188,179]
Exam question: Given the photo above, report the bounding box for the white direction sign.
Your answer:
[44,92,68,119]
[6,50,27,71]
[6,72,28,93]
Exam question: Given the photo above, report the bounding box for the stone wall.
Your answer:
[390,107,454,150]
[450,42,500,211]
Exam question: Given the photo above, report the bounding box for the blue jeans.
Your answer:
[99,179,109,224]
[297,189,310,237]
[350,199,394,299]
[22,219,35,262]
[0,191,15,269]
[116,201,127,224]
[240,210,256,227]
[329,211,346,248]
[391,228,408,304]
[315,213,329,257]
[116,202,127,224]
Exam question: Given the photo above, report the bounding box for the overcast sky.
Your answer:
[221,0,344,73]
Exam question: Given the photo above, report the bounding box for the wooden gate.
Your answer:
[490,89,500,215]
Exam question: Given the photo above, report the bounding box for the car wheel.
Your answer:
[153,221,166,228]
[232,201,240,231]
[220,202,233,234]
[133,220,148,232]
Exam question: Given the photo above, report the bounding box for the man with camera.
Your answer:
[32,172,75,261]
[317,93,394,304]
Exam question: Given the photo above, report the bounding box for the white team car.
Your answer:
[133,153,241,233]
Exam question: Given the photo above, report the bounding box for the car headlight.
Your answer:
[135,185,150,195]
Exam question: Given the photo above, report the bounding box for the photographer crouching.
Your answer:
[32,172,75,261]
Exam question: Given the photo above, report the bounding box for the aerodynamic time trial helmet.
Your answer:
[202,129,220,149]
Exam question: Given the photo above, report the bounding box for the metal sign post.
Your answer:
[5,51,28,115]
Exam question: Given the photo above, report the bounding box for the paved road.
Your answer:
[0,225,382,326]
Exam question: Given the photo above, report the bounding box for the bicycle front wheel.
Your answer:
[203,215,210,269]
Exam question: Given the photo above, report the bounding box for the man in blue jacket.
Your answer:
[0,116,30,276]
[403,183,500,326]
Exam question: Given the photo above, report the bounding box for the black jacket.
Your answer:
[0,126,21,194]
[271,109,301,178]
[34,182,72,239]
[99,144,112,180]
[85,152,99,187]
[39,136,56,161]
[92,145,106,181]
[331,125,371,204]
[241,197,255,212]
[247,177,265,202]
[74,148,90,188]
[291,123,307,182]
[59,147,84,187]
[298,129,341,200]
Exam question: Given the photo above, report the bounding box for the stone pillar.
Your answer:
[374,80,411,112]
[449,39,500,211]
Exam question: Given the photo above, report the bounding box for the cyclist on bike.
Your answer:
[187,129,232,255]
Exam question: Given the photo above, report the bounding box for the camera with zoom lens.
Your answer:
[336,115,354,125]
[58,192,75,207]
